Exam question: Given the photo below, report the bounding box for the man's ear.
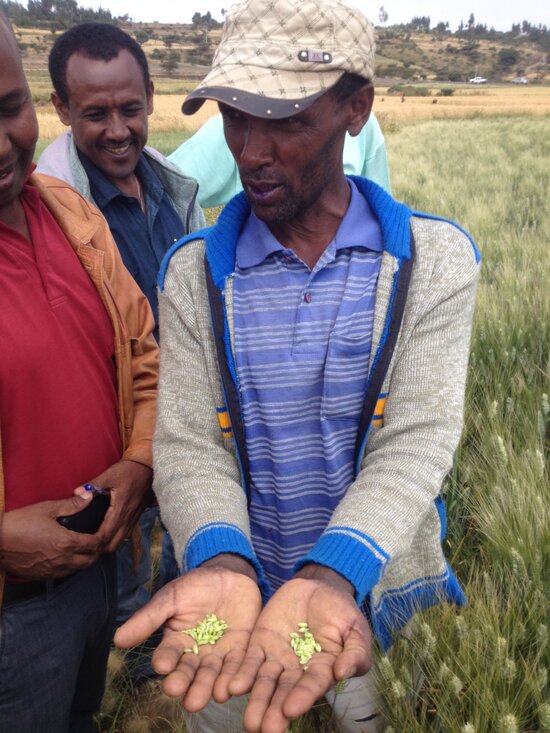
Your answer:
[347,84,374,137]
[146,81,154,115]
[51,91,71,127]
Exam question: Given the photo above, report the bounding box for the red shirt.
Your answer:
[0,182,121,511]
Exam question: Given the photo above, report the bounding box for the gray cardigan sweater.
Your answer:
[155,179,480,649]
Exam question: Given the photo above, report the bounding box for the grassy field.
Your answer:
[30,72,550,149]
[82,109,550,732]
[381,115,550,733]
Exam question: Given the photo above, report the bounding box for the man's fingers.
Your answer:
[213,645,248,702]
[252,668,304,733]
[151,630,197,676]
[281,657,334,719]
[228,644,266,696]
[100,527,127,553]
[59,492,93,512]
[333,649,368,681]
[114,588,175,647]
[160,654,200,698]
[242,659,285,733]
[183,652,223,712]
[114,612,159,648]
[333,630,371,680]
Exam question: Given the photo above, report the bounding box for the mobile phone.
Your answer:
[57,492,110,534]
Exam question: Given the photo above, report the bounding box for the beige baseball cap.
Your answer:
[182,0,375,119]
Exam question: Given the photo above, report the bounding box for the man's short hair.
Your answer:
[49,22,150,105]
[330,73,371,105]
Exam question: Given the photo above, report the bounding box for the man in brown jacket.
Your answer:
[0,14,158,732]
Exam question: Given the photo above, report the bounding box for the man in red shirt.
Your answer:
[0,13,158,732]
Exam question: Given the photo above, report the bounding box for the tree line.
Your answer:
[2,0,547,46]
[0,0,123,28]
[378,7,549,46]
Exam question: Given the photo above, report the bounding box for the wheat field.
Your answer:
[32,81,550,141]
[381,115,550,733]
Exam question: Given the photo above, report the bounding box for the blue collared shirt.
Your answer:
[233,179,383,590]
[79,152,186,341]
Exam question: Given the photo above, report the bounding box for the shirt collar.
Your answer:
[236,178,384,270]
[77,151,162,209]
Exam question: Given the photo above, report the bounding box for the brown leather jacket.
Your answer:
[0,173,159,604]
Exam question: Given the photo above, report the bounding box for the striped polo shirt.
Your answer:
[233,180,383,591]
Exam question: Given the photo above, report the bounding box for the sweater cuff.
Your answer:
[295,527,390,604]
[185,522,271,601]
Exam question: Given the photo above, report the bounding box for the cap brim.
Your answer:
[181,85,327,119]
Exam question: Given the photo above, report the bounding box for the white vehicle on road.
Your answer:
[469,76,487,84]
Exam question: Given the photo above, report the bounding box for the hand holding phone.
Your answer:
[57,486,110,534]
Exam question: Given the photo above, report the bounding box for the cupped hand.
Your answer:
[114,562,262,711]
[228,576,372,733]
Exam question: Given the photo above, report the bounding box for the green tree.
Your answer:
[160,48,180,76]
[163,33,179,47]
[498,47,519,69]
[186,30,211,65]
[134,28,151,45]
[409,15,430,32]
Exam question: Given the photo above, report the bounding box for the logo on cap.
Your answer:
[298,50,333,64]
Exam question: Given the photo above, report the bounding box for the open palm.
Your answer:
[115,566,262,710]
[229,578,372,733]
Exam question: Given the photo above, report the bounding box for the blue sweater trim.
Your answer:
[157,182,480,294]
[295,527,389,605]
[204,192,251,287]
[159,179,415,291]
[349,176,413,260]
[158,226,212,290]
[371,563,467,651]
[185,522,272,602]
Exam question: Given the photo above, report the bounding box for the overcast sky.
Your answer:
[90,0,550,32]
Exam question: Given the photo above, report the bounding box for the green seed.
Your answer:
[290,622,322,667]
[181,613,229,652]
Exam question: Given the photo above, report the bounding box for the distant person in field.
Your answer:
[169,111,391,208]
[0,13,158,731]
[115,0,480,731]
[36,22,205,680]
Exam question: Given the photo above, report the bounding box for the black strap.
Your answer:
[205,257,252,505]
[354,235,416,466]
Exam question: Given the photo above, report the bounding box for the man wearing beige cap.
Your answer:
[116,1,480,732]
